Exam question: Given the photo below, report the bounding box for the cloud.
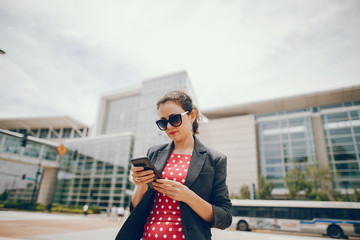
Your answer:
[0,0,359,125]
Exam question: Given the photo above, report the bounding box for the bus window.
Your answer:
[255,207,271,218]
[239,207,251,217]
[349,209,360,220]
[292,207,312,220]
[313,208,334,219]
[334,209,350,220]
[272,207,290,219]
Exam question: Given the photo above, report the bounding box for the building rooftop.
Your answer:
[0,116,89,130]
[203,85,360,119]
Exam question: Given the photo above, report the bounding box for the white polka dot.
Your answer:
[147,226,149,230]
[152,227,155,230]
[157,222,160,225]
[162,171,165,174]
[171,155,174,158]
[185,157,188,159]
[169,227,172,231]
[173,211,176,215]
[166,199,168,202]
[164,234,167,238]
[159,217,162,220]
[157,211,159,214]
[148,233,151,237]
[160,227,163,231]
[150,221,153,224]
[179,173,182,176]
[173,160,176,163]
[178,227,182,231]
[168,168,172,170]
[173,200,176,203]
[173,178,176,181]
[178,155,180,158]
[159,199,162,202]
[182,235,185,239]
[150,211,153,214]
[155,234,158,238]
[187,162,190,164]
[175,222,180,225]
[184,169,187,172]
[166,222,169,225]
[170,172,173,175]
[177,206,180,210]
[168,217,171,220]
[164,211,167,214]
[169,205,172,209]
[180,160,183,163]
[182,179,185,183]
[176,168,179,171]
[177,218,181,221]
[155,205,158,208]
[173,234,177,239]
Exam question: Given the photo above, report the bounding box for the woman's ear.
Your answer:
[190,109,197,123]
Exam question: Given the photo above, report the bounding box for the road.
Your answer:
[0,210,355,240]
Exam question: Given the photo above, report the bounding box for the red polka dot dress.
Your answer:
[143,154,191,240]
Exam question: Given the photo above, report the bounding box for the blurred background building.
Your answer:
[0,70,359,209]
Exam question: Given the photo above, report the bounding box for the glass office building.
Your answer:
[256,101,360,191]
[53,133,134,208]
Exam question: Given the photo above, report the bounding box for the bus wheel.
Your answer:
[237,221,249,231]
[327,225,344,239]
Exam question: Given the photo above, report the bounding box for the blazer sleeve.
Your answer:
[209,155,232,229]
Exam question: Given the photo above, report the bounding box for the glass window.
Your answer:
[335,162,359,170]
[272,207,290,219]
[62,128,72,138]
[292,208,312,220]
[255,207,271,218]
[313,208,334,218]
[40,128,49,138]
[329,128,352,136]
[334,153,357,161]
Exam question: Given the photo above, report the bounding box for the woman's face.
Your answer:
[157,101,194,142]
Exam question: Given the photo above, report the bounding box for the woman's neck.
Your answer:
[173,134,195,154]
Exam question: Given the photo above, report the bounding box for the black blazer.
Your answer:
[115,136,232,240]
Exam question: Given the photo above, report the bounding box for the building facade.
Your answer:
[1,72,359,208]
[202,86,360,196]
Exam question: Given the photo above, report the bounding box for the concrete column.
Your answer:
[37,167,59,204]
[311,115,332,191]
[311,115,329,169]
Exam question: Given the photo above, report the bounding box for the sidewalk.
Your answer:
[0,210,122,240]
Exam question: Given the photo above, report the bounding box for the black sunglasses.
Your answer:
[156,111,188,131]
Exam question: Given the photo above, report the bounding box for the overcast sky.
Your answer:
[1,0,359,126]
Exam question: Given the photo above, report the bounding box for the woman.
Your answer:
[115,90,232,240]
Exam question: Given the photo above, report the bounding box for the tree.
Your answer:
[257,176,274,199]
[239,184,250,199]
[284,167,307,200]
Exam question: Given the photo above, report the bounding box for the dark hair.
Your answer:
[156,90,201,135]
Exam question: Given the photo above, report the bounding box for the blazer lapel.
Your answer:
[154,142,173,173]
[184,136,208,188]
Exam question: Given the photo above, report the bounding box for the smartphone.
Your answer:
[131,156,162,188]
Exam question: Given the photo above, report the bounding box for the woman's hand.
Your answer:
[152,179,193,203]
[131,166,155,188]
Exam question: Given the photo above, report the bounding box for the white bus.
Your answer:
[231,199,360,239]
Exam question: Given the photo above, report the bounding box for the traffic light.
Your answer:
[21,134,28,147]
[22,174,26,180]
